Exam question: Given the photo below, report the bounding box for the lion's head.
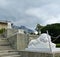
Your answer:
[38,33,51,43]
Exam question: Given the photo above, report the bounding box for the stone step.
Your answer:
[0,50,20,57]
[0,38,21,57]
[0,40,8,42]
[0,38,7,41]
[0,52,19,55]
[0,42,10,46]
[1,55,21,57]
[0,39,10,46]
[0,50,15,52]
[0,40,8,43]
[0,46,13,50]
[0,52,18,55]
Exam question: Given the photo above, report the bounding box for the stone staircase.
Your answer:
[0,37,21,57]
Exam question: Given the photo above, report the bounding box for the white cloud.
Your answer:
[0,0,10,7]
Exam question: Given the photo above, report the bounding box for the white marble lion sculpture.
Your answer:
[28,33,56,48]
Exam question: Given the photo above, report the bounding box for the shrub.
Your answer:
[0,28,5,34]
[56,43,60,47]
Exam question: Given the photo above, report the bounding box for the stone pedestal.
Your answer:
[27,33,56,49]
[7,22,12,29]
[19,50,53,57]
[19,50,60,57]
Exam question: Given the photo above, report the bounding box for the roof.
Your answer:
[0,20,12,25]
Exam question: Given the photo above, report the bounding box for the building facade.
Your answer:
[0,20,13,29]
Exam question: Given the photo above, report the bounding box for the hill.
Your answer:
[12,25,34,34]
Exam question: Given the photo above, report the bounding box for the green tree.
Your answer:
[41,23,60,37]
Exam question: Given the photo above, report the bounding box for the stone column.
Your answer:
[18,29,24,34]
[7,22,12,29]
[17,33,29,50]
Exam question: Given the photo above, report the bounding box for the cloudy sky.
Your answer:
[0,0,60,29]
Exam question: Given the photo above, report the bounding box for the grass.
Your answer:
[56,43,60,47]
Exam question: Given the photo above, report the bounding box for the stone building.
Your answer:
[0,20,13,29]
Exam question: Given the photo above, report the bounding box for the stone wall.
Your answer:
[7,29,18,38]
[19,50,60,57]
[19,51,53,57]
[17,34,29,50]
[7,33,39,50]
[28,34,39,41]
[16,34,39,50]
[7,33,29,50]
[0,23,7,29]
[7,29,39,50]
[54,53,60,57]
[7,34,17,49]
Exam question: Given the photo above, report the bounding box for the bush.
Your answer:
[0,28,5,34]
[56,43,60,47]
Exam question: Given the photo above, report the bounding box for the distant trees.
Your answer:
[35,23,60,37]
[41,23,60,37]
